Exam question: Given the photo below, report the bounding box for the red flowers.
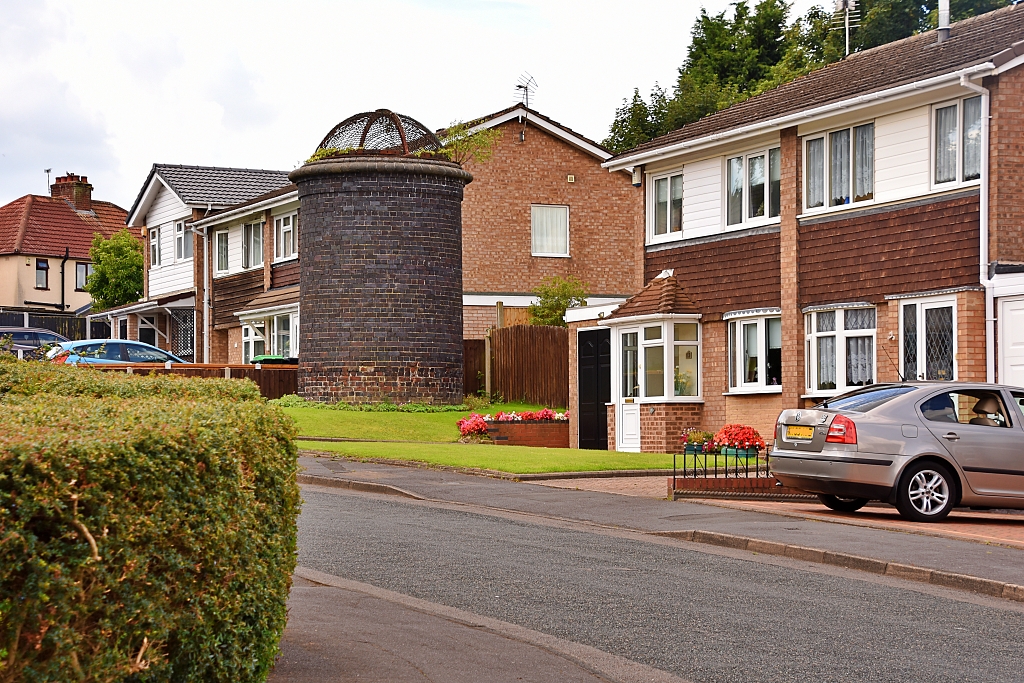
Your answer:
[456,413,490,437]
[712,424,766,450]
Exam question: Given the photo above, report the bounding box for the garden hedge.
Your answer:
[0,363,299,683]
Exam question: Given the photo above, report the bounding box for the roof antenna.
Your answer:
[832,0,860,56]
[44,168,52,192]
[514,73,537,142]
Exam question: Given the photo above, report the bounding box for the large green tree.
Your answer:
[85,228,144,310]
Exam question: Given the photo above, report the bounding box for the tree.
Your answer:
[437,121,503,165]
[86,229,143,310]
[528,276,589,327]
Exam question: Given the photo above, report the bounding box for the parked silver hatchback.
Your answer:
[770,383,1024,522]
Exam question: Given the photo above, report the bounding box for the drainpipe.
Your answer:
[60,247,69,311]
[960,73,993,382]
[937,0,950,43]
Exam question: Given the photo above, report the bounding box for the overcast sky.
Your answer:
[0,0,820,210]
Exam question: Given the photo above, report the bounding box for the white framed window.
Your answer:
[725,146,781,228]
[804,122,874,211]
[900,296,956,381]
[242,322,266,363]
[35,258,49,289]
[215,231,229,273]
[805,306,876,394]
[649,171,683,241]
[727,314,782,392]
[618,319,702,401]
[932,96,982,187]
[272,312,298,357]
[242,222,263,269]
[274,213,298,261]
[174,221,193,261]
[75,262,94,291]
[531,204,569,257]
[149,227,161,267]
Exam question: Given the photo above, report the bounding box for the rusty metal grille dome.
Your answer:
[317,109,441,155]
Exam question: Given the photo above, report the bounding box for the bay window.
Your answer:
[804,122,874,210]
[934,96,982,186]
[726,147,781,227]
[275,213,298,260]
[652,172,682,238]
[531,204,569,256]
[242,222,263,269]
[805,307,876,394]
[618,319,701,400]
[727,313,782,391]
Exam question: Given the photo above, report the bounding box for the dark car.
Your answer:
[0,327,71,359]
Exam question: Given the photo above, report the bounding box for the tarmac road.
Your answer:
[288,487,1024,683]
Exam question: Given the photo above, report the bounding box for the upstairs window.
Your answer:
[215,231,229,273]
[727,314,782,391]
[149,227,161,267]
[242,222,263,269]
[652,172,682,238]
[275,213,298,260]
[805,307,876,394]
[934,96,982,186]
[175,221,193,261]
[805,123,873,209]
[35,259,49,289]
[75,262,94,291]
[726,147,780,227]
[531,205,569,257]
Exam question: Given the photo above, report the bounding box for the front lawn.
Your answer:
[282,402,546,443]
[296,440,678,474]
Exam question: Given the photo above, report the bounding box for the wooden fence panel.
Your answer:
[491,325,568,408]
[463,340,486,398]
[92,364,298,400]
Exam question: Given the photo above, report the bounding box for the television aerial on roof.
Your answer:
[514,73,537,142]
[832,0,861,56]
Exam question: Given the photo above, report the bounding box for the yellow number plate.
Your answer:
[786,425,814,440]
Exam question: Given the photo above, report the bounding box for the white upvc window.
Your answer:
[531,204,569,257]
[242,322,267,363]
[75,262,93,291]
[242,222,263,269]
[899,296,957,381]
[805,306,877,395]
[274,213,298,261]
[149,227,161,267]
[725,146,781,228]
[174,221,193,261]
[649,171,682,241]
[804,122,874,211]
[932,96,982,188]
[272,312,299,358]
[215,231,229,273]
[619,319,702,401]
[727,313,782,393]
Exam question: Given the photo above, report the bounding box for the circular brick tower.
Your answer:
[289,110,472,404]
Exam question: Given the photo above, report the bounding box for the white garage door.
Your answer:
[1000,297,1024,387]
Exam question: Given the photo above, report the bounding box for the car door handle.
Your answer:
[942,432,960,441]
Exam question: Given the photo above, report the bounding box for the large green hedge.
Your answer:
[0,364,298,682]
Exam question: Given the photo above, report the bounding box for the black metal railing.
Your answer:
[672,444,772,482]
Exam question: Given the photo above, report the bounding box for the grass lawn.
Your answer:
[295,440,681,474]
[282,402,547,443]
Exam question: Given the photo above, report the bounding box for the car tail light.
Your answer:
[826,414,857,444]
[49,351,70,365]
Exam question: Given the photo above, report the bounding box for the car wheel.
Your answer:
[817,494,869,512]
[895,460,956,522]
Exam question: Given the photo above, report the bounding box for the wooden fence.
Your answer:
[490,325,568,408]
[93,364,298,399]
[463,340,486,398]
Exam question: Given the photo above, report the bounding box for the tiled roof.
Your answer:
[605,274,699,320]
[609,5,1024,164]
[127,164,292,220]
[201,183,298,223]
[0,195,128,260]
[238,285,299,314]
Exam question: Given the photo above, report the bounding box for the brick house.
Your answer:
[92,164,290,361]
[567,6,1024,452]
[0,173,127,321]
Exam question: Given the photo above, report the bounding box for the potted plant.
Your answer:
[679,428,716,455]
[712,424,766,459]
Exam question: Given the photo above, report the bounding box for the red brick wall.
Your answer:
[798,193,980,307]
[567,320,584,449]
[988,66,1024,263]
[639,403,704,453]
[461,120,643,299]
[488,421,569,448]
[779,127,804,412]
[227,326,243,365]
[957,289,987,382]
[464,306,494,339]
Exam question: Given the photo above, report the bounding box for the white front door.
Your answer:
[619,404,641,451]
[617,328,641,451]
[1000,297,1024,387]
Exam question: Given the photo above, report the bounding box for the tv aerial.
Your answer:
[832,0,861,56]
[514,73,537,142]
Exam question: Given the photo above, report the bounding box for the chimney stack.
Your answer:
[50,172,93,212]
[937,0,950,43]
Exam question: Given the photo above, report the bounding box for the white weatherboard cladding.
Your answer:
[873,106,930,203]
[147,183,194,297]
[682,157,721,239]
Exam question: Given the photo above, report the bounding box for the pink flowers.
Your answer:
[486,409,567,423]
[456,413,490,437]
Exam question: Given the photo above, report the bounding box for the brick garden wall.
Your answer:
[640,403,704,454]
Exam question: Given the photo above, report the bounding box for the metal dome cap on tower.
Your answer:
[315,109,441,157]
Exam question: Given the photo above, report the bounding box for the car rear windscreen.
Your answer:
[821,385,918,412]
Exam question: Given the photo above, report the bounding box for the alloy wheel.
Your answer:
[907,469,949,516]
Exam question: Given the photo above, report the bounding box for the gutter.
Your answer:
[604,62,996,172]
[191,190,298,229]
[959,73,994,383]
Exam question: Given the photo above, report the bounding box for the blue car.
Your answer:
[48,339,188,365]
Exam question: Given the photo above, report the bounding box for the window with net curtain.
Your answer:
[531,205,569,256]
[805,307,876,392]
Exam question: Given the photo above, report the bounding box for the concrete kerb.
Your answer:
[653,530,1024,603]
[295,473,424,500]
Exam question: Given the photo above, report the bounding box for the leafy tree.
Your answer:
[438,121,503,165]
[85,229,143,310]
[528,275,589,327]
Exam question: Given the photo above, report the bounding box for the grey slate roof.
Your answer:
[609,4,1024,164]
[128,163,291,221]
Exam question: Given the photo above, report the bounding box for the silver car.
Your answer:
[770,382,1024,522]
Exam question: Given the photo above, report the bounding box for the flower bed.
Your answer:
[457,409,570,448]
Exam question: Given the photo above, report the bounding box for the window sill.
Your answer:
[647,232,683,246]
[801,392,841,399]
[34,287,49,291]
[273,256,298,265]
[617,397,705,404]
[531,253,570,258]
[724,216,781,232]
[723,387,783,396]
